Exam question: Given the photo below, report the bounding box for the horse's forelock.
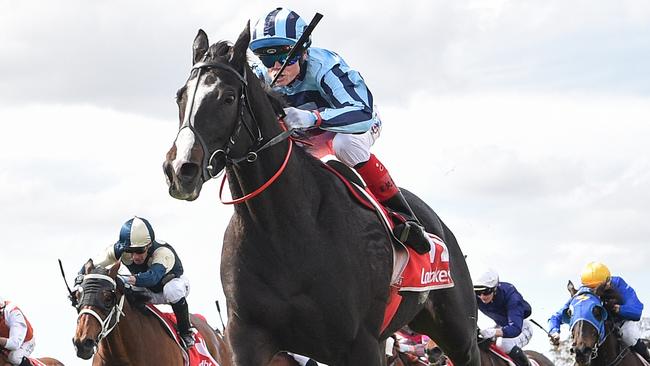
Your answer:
[204,41,238,62]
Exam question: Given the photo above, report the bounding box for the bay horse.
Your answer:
[566,281,646,366]
[71,260,226,366]
[0,355,64,366]
[162,24,479,366]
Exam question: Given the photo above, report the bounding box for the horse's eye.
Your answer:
[224,95,236,104]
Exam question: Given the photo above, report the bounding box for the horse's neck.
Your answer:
[97,301,145,365]
[594,324,624,366]
[227,140,323,221]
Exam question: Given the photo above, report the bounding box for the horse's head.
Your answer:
[72,260,124,360]
[566,288,609,366]
[163,22,271,201]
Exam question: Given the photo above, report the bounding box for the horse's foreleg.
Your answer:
[342,329,383,366]
[411,294,480,366]
[226,319,277,366]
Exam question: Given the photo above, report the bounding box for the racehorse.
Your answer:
[71,260,225,366]
[162,24,480,366]
[0,355,64,366]
[566,281,646,366]
[425,337,554,366]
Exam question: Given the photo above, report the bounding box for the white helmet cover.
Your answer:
[472,266,499,289]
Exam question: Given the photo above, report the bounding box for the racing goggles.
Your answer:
[474,287,495,296]
[124,245,148,254]
[255,46,302,68]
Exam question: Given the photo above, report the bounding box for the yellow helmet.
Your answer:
[580,262,611,288]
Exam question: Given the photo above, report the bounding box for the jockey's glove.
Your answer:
[479,328,497,339]
[549,332,560,346]
[74,274,84,287]
[283,107,317,129]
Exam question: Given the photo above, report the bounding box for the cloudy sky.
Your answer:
[1,1,649,365]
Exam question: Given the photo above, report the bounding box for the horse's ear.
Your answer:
[83,259,95,274]
[567,280,577,296]
[193,29,209,65]
[108,262,121,278]
[230,21,250,67]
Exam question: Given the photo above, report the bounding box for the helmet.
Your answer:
[580,262,611,288]
[117,216,155,252]
[249,7,311,53]
[472,266,499,290]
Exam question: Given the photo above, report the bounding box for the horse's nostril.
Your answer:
[83,338,96,349]
[179,163,199,179]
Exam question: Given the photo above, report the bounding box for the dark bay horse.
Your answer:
[71,261,225,366]
[566,282,646,366]
[162,24,479,366]
[0,355,64,366]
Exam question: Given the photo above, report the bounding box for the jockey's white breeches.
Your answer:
[145,275,191,305]
[496,319,533,353]
[331,120,382,167]
[619,320,642,347]
[7,338,35,365]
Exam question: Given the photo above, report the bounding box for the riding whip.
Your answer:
[215,300,226,331]
[58,259,78,307]
[270,12,324,87]
[530,318,552,337]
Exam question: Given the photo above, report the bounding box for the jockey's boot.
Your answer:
[354,154,430,254]
[19,357,31,366]
[172,297,195,349]
[508,346,531,366]
[632,339,650,363]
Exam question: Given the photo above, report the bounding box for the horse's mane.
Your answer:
[594,284,621,315]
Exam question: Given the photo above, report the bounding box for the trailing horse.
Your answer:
[71,261,225,366]
[566,282,646,366]
[162,24,480,366]
[0,355,64,366]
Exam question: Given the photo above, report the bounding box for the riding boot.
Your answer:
[18,357,32,366]
[355,154,430,254]
[632,339,650,363]
[171,297,195,349]
[508,346,531,366]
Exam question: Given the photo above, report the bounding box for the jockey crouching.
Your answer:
[472,266,533,366]
[249,7,430,254]
[0,297,35,366]
[548,262,650,363]
[80,216,195,349]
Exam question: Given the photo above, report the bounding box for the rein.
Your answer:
[76,274,126,344]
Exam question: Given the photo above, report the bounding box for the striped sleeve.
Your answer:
[317,65,375,133]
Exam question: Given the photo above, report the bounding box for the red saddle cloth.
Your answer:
[145,304,221,366]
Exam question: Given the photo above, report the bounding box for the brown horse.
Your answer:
[566,282,646,366]
[0,355,64,366]
[71,260,225,366]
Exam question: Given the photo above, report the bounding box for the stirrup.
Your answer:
[180,332,195,349]
[394,221,430,254]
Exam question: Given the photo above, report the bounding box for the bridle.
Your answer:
[177,58,294,181]
[76,274,125,345]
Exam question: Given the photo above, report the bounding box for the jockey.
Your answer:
[81,216,195,349]
[248,7,430,254]
[0,297,35,366]
[472,266,533,366]
[547,262,649,363]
